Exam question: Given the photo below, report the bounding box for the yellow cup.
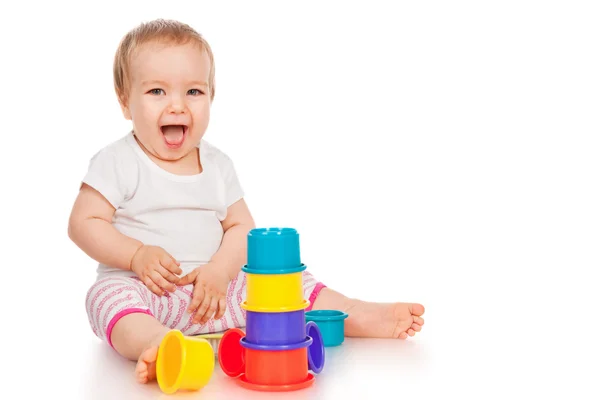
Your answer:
[156,329,215,394]
[243,271,306,311]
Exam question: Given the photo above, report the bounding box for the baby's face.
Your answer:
[122,41,211,161]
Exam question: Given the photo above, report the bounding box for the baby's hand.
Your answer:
[130,245,182,296]
[178,263,230,324]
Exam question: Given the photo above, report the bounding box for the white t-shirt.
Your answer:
[81,131,244,278]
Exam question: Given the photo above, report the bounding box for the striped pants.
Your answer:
[85,270,326,349]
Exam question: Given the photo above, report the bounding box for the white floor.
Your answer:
[75,334,431,399]
[8,297,597,399]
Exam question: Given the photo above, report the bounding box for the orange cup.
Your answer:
[219,328,315,390]
[245,346,308,386]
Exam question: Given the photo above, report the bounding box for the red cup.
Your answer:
[219,328,314,388]
[218,328,246,378]
[245,346,308,386]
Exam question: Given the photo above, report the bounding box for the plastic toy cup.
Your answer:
[242,299,310,313]
[243,272,306,311]
[241,337,312,386]
[245,309,306,345]
[305,321,325,373]
[156,330,215,394]
[218,327,325,392]
[218,328,246,378]
[243,228,305,274]
[305,310,348,347]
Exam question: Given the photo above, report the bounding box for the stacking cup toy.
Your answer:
[219,326,325,392]
[156,330,215,394]
[305,310,349,347]
[221,227,326,391]
[245,309,306,345]
[243,228,306,274]
[218,328,245,378]
[305,321,325,374]
[242,272,307,312]
[241,336,313,386]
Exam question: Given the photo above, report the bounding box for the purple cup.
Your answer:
[245,309,306,346]
[306,321,325,374]
[240,336,313,351]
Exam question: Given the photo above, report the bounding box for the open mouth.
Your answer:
[160,125,188,149]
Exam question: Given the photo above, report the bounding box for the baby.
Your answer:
[68,18,425,384]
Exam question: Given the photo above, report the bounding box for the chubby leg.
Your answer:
[293,271,425,339]
[311,288,425,339]
[86,273,251,385]
[85,276,174,383]
[110,313,170,383]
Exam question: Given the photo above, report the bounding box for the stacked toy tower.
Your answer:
[218,227,325,392]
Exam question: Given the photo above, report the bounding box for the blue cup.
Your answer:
[245,309,306,346]
[242,228,306,274]
[305,310,348,347]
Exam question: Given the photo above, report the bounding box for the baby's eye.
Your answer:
[148,88,165,95]
[187,89,204,96]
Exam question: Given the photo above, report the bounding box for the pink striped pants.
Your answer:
[85,270,326,349]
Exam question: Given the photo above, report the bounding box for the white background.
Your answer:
[1,0,599,398]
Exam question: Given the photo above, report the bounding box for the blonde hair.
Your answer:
[113,18,215,106]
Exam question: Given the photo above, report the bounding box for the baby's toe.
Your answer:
[135,362,146,375]
[135,359,150,383]
[413,316,424,326]
[411,323,421,332]
[137,371,148,383]
[411,303,425,316]
[398,331,408,339]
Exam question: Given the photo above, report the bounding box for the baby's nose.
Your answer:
[168,97,186,114]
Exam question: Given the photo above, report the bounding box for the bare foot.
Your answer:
[344,301,425,339]
[135,346,158,384]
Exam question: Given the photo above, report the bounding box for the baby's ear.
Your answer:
[118,97,132,120]
[121,105,132,120]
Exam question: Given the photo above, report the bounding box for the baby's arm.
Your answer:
[211,198,256,279]
[69,183,182,294]
[68,183,143,270]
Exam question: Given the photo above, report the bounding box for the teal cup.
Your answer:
[242,227,306,274]
[305,310,348,347]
